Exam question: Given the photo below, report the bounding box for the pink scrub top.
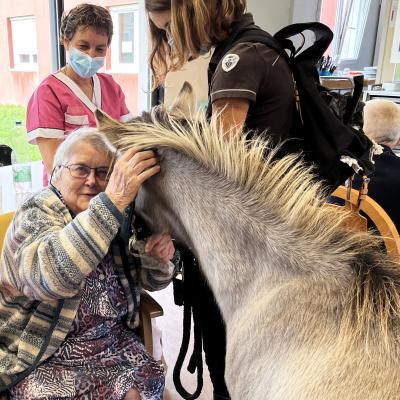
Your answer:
[26,71,133,185]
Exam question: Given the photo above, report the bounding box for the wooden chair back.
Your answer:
[0,212,14,254]
[331,185,400,256]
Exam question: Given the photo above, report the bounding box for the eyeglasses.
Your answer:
[62,164,110,181]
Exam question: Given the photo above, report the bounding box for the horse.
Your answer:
[96,83,400,400]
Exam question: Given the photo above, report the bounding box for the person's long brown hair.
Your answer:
[146,0,247,87]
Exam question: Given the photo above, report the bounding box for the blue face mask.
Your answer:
[67,47,105,78]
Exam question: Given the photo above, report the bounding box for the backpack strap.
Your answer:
[343,74,364,125]
[227,22,334,67]
[274,22,333,64]
[228,29,289,61]
[206,26,287,118]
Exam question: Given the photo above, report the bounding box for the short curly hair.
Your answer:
[60,3,113,45]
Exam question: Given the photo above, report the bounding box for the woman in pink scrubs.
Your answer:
[27,3,133,184]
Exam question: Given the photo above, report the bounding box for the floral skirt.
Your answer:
[10,254,165,400]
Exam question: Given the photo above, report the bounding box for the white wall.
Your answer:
[247,0,320,33]
[247,0,293,34]
[291,0,320,23]
[376,0,397,83]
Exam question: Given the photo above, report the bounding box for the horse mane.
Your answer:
[97,108,400,347]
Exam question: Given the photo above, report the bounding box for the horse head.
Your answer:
[96,82,199,249]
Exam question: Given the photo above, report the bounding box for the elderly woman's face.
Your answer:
[58,142,111,215]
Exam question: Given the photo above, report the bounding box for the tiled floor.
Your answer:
[151,285,214,400]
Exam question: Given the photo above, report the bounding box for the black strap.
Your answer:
[172,299,204,399]
[230,22,334,68]
[172,251,204,399]
[343,74,364,125]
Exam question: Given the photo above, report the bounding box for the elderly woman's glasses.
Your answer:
[62,164,110,181]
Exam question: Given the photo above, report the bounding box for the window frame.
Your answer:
[333,0,372,62]
[9,15,38,72]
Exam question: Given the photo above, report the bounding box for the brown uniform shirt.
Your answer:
[209,42,295,143]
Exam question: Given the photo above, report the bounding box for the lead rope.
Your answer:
[172,252,204,399]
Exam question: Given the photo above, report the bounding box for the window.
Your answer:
[110,4,139,73]
[10,16,38,71]
[336,0,371,60]
[320,0,371,61]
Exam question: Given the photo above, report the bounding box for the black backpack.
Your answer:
[208,22,374,190]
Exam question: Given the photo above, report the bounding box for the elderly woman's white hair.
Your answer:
[363,99,400,146]
[52,127,117,180]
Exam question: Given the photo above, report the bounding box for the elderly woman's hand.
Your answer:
[145,234,175,264]
[105,148,160,213]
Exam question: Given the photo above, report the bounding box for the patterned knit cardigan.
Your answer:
[0,188,174,390]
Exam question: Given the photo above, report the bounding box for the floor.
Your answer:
[150,284,213,400]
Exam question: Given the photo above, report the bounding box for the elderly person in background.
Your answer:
[355,99,400,230]
[0,128,175,400]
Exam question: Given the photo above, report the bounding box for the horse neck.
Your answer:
[159,155,312,320]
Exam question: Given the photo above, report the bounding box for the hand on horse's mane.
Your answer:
[105,147,160,213]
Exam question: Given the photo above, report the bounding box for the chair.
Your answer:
[0,212,14,252]
[330,185,400,256]
[0,212,163,353]
[138,291,163,355]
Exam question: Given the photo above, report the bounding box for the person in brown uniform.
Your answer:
[207,16,294,141]
[145,1,295,399]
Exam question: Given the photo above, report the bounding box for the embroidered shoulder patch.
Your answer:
[221,53,240,72]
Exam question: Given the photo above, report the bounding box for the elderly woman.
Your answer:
[0,128,175,400]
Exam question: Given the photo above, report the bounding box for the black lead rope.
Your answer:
[118,205,205,398]
[172,252,204,399]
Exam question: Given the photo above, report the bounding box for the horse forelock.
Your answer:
[98,109,400,344]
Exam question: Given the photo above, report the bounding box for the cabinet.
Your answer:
[363,90,400,104]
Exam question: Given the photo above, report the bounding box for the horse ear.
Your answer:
[95,109,124,146]
[168,81,197,119]
[95,109,120,128]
